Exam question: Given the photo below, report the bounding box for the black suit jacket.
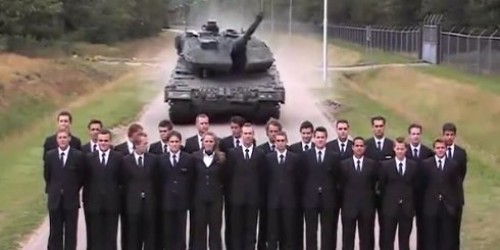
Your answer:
[265,151,301,208]
[82,141,114,154]
[405,144,434,163]
[301,148,341,209]
[43,147,85,211]
[83,150,124,213]
[379,158,419,217]
[327,139,354,161]
[158,151,195,210]
[219,136,257,153]
[184,135,203,154]
[450,144,467,205]
[288,141,315,154]
[114,141,133,155]
[43,133,82,160]
[364,137,395,163]
[421,157,462,216]
[122,153,160,214]
[192,150,226,203]
[339,157,378,217]
[226,146,267,206]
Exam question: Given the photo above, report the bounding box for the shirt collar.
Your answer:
[395,157,406,165]
[410,143,421,150]
[98,149,110,156]
[302,141,312,149]
[58,146,70,155]
[435,155,445,163]
[353,155,364,162]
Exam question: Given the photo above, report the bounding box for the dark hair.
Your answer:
[87,119,103,129]
[99,128,112,138]
[407,123,422,133]
[352,136,365,144]
[266,118,282,131]
[229,115,246,127]
[166,130,182,141]
[57,111,73,123]
[299,120,314,131]
[314,126,328,137]
[196,113,209,123]
[127,123,143,138]
[132,131,147,146]
[371,116,386,125]
[442,122,457,134]
[275,131,288,140]
[394,136,406,144]
[158,119,173,130]
[336,119,349,127]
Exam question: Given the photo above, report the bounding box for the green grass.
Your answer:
[329,39,418,64]
[0,71,158,249]
[327,75,500,250]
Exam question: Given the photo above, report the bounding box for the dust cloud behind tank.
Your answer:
[165,12,286,124]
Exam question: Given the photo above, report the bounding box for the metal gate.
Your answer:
[420,15,443,64]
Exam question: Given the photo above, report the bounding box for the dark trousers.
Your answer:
[424,203,458,250]
[456,206,463,248]
[87,210,119,250]
[48,204,79,250]
[224,199,232,250]
[163,210,188,250]
[230,204,259,250]
[381,209,413,250]
[188,208,195,250]
[376,195,384,249]
[295,207,304,250]
[84,210,92,250]
[267,208,295,250]
[120,194,128,250]
[127,201,156,250]
[257,204,268,250]
[415,204,424,250]
[194,200,223,250]
[341,212,375,250]
[304,206,338,250]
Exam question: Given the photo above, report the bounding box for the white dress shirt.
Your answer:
[58,147,70,165]
[395,158,406,175]
[353,156,364,171]
[203,151,214,167]
[134,152,145,166]
[277,150,287,163]
[375,137,385,149]
[410,144,421,157]
[435,156,445,169]
[242,144,254,159]
[170,150,180,166]
[127,140,134,154]
[338,139,349,152]
[99,149,110,165]
[90,141,98,152]
[301,141,312,151]
[315,147,326,162]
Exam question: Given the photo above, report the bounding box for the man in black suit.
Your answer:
[287,120,314,250]
[264,131,300,250]
[157,130,196,250]
[227,123,267,250]
[218,115,254,250]
[43,111,82,161]
[405,123,433,250]
[83,129,123,250]
[122,132,159,249]
[81,118,103,249]
[327,119,354,161]
[183,114,210,249]
[442,122,468,248]
[149,119,174,155]
[256,118,282,250]
[364,116,394,248]
[184,113,210,154]
[43,129,85,250]
[379,137,419,250]
[339,137,378,250]
[421,138,462,250]
[113,122,143,250]
[302,126,341,250]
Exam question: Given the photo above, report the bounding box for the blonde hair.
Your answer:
[202,131,226,163]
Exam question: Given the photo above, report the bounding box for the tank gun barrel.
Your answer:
[232,12,264,52]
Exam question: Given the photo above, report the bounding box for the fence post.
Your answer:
[477,29,487,74]
[366,25,373,63]
[488,29,498,74]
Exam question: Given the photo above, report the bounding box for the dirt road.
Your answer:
[21,30,416,250]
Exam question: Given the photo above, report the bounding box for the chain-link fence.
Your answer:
[441,28,500,75]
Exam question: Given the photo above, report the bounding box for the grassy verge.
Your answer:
[329,39,418,64]
[0,70,158,249]
[324,70,500,249]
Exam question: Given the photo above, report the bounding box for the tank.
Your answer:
[165,12,285,124]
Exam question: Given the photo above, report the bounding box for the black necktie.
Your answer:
[163,144,168,153]
[245,148,250,160]
[279,154,284,164]
[172,154,178,167]
[317,151,322,163]
[377,141,382,151]
[413,148,418,158]
[235,139,240,148]
[340,143,345,153]
[60,152,65,166]
[447,147,452,158]
[356,159,361,172]
[93,144,97,152]
[398,162,403,175]
[199,138,203,149]
[138,156,143,167]
[101,153,106,166]
[304,144,309,151]
[271,144,276,152]
[438,159,443,170]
